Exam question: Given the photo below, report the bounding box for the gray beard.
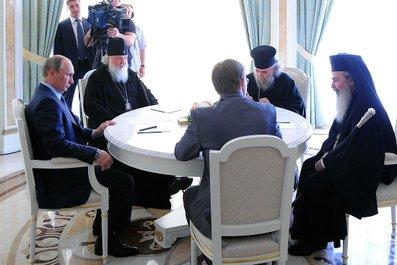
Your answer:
[108,63,129,83]
[335,87,353,122]
[254,72,275,92]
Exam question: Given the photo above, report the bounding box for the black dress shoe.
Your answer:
[288,241,327,256]
[168,177,193,195]
[93,220,135,238]
[94,236,139,258]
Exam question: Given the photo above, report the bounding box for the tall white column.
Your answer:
[270,0,280,50]
[0,0,22,154]
[286,0,297,66]
[0,0,7,153]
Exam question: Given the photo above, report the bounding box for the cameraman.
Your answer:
[84,0,136,67]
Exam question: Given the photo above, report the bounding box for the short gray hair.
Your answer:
[212,59,245,95]
[66,0,79,6]
[102,55,109,65]
[273,60,281,77]
[342,71,351,79]
[42,55,69,77]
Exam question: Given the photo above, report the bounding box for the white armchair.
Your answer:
[78,69,95,127]
[190,135,298,265]
[12,99,110,264]
[283,67,310,166]
[342,120,397,264]
[283,67,310,107]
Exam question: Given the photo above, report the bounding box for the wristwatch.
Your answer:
[94,149,101,161]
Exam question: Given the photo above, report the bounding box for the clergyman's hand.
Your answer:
[259,97,270,104]
[92,120,116,139]
[314,159,325,171]
[95,150,113,171]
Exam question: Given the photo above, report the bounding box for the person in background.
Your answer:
[288,53,397,256]
[84,38,192,209]
[122,3,147,78]
[54,0,94,107]
[84,0,136,69]
[247,45,306,117]
[25,55,139,257]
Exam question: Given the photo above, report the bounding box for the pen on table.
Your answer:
[277,121,291,124]
[139,126,157,131]
[151,108,165,113]
[151,108,181,114]
[137,130,170,134]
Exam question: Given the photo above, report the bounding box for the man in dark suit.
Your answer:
[175,59,282,240]
[54,0,93,107]
[25,55,138,258]
[247,45,306,117]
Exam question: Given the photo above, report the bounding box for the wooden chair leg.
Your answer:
[101,210,109,264]
[29,215,37,263]
[391,206,396,225]
[342,214,349,264]
[191,236,198,265]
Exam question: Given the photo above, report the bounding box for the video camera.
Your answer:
[87,0,128,38]
[87,1,131,68]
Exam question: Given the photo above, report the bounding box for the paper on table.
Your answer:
[151,106,182,114]
[125,117,173,126]
[279,123,296,129]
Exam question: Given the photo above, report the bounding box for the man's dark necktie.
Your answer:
[76,19,86,60]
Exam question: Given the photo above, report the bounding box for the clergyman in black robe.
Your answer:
[84,38,192,209]
[288,53,397,256]
[247,45,306,117]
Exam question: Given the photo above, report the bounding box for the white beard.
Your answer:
[108,63,129,83]
[335,86,353,122]
[254,72,275,92]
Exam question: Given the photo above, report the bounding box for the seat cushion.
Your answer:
[190,222,280,262]
[377,181,397,207]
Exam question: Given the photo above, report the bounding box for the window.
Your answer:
[60,0,250,106]
[316,0,397,126]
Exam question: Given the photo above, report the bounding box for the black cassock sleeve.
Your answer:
[323,118,384,219]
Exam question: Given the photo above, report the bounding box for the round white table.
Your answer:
[104,105,312,248]
[105,105,312,177]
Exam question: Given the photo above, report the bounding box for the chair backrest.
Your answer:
[283,67,310,106]
[209,135,298,260]
[78,79,89,127]
[394,117,397,142]
[12,99,37,207]
[78,69,95,127]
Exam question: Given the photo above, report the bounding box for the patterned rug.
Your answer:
[1,170,346,265]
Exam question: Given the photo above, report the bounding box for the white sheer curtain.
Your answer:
[65,0,250,106]
[316,0,397,127]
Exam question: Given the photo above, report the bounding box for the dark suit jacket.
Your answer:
[25,83,98,209]
[54,17,94,69]
[175,92,282,238]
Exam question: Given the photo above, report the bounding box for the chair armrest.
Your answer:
[31,157,90,169]
[385,152,397,165]
[87,166,109,211]
[30,157,109,209]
